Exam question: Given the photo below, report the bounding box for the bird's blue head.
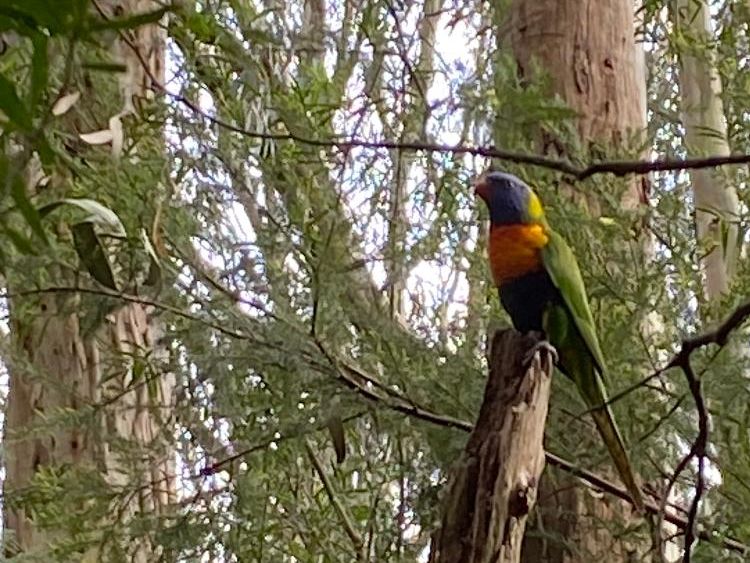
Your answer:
[474,171,544,226]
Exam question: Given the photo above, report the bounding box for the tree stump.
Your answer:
[429,329,554,563]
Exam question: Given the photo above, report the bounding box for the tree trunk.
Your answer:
[429,330,553,563]
[3,1,174,559]
[670,2,740,559]
[506,1,648,561]
[672,0,740,303]
[509,0,648,211]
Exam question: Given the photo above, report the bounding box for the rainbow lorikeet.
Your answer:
[474,170,643,509]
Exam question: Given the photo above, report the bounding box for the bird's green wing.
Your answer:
[540,228,607,375]
[541,228,644,509]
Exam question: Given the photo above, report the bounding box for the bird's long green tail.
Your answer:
[589,404,644,510]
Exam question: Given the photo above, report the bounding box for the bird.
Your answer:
[474,170,644,510]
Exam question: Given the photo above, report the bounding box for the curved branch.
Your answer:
[112,15,750,182]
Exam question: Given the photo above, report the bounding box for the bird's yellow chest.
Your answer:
[488,224,549,285]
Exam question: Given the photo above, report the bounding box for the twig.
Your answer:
[189,400,748,557]
[17,283,750,556]
[313,335,750,555]
[667,301,750,368]
[584,302,750,558]
[314,338,472,432]
[74,7,742,555]
[546,450,746,555]
[164,98,750,181]
[585,299,750,413]
[108,10,750,182]
[197,410,369,478]
[661,360,709,563]
[304,439,365,556]
[657,302,750,560]
[9,286,252,342]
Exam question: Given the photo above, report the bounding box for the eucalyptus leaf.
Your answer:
[39,198,126,237]
[10,168,48,244]
[71,221,118,290]
[140,228,162,288]
[52,91,81,116]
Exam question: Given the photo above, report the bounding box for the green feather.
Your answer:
[541,229,606,375]
[541,228,644,510]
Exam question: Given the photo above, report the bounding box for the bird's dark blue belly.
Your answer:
[498,270,560,334]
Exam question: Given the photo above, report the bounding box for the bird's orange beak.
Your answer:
[473,175,489,202]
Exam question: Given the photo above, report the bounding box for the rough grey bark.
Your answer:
[3,1,174,559]
[429,331,553,563]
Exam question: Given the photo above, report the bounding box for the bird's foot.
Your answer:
[523,335,558,372]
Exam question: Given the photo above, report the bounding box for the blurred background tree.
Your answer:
[1,0,750,561]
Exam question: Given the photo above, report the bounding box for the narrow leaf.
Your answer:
[2,225,36,255]
[0,0,78,33]
[79,129,113,145]
[37,200,65,219]
[81,61,128,73]
[63,198,125,236]
[38,198,126,237]
[326,416,346,464]
[109,114,123,158]
[0,74,31,129]
[72,222,118,290]
[30,32,48,111]
[89,7,168,31]
[10,169,47,243]
[141,228,162,287]
[52,91,81,116]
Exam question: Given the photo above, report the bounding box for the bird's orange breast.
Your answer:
[488,223,549,285]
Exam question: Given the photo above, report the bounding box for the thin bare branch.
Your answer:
[304,440,365,557]
[14,291,750,556]
[666,358,710,563]
[163,95,750,181]
[585,299,750,413]
[108,12,750,183]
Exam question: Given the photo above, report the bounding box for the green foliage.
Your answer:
[3,0,750,561]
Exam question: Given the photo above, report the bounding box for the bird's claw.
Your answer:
[523,339,558,371]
